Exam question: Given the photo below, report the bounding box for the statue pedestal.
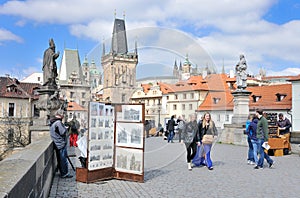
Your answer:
[219,89,251,146]
[231,90,252,125]
[30,87,63,142]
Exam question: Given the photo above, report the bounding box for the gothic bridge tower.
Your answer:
[101,16,138,103]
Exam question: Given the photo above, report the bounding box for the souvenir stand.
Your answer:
[76,102,145,183]
[266,113,289,156]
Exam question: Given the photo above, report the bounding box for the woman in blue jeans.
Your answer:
[199,112,218,170]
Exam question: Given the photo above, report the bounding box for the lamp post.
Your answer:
[158,106,161,127]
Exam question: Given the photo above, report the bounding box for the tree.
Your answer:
[0,112,31,160]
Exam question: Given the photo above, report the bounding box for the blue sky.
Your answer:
[1,0,300,80]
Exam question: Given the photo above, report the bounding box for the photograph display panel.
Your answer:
[88,102,115,171]
[116,122,143,148]
[115,147,143,175]
[116,105,143,122]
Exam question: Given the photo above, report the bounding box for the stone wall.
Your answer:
[0,136,56,198]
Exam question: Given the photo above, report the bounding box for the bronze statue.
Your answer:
[235,54,247,90]
[42,38,60,87]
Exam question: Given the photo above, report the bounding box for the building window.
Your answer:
[276,93,286,101]
[173,104,177,110]
[166,96,169,100]
[175,94,178,100]
[82,92,86,98]
[217,114,221,121]
[157,99,161,105]
[226,114,229,122]
[70,92,75,98]
[122,94,126,102]
[8,103,14,116]
[33,104,40,117]
[190,93,194,99]
[38,77,41,81]
[82,101,86,106]
[182,104,185,110]
[77,113,80,119]
[183,93,187,99]
[189,104,193,110]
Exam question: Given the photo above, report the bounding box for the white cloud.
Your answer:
[267,67,300,76]
[0,28,23,44]
[1,0,300,77]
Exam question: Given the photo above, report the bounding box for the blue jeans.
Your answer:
[56,146,69,177]
[251,139,259,165]
[167,130,174,142]
[257,138,273,168]
[203,143,213,168]
[247,136,254,162]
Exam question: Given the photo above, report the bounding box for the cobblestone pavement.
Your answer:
[49,137,300,198]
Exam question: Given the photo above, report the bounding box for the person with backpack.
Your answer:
[69,115,80,147]
[245,114,255,165]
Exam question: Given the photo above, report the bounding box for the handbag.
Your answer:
[202,134,213,144]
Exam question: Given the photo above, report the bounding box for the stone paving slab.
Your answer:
[49,137,300,197]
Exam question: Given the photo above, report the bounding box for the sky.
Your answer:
[1,0,300,80]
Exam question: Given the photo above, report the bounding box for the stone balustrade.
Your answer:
[0,136,56,198]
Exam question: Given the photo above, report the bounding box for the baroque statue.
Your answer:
[235,54,248,90]
[42,38,60,88]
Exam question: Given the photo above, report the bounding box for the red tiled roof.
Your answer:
[198,83,292,111]
[67,101,86,111]
[0,77,41,99]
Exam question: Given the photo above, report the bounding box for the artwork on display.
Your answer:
[115,147,143,175]
[116,122,143,148]
[116,105,142,122]
[85,103,144,182]
[88,102,114,171]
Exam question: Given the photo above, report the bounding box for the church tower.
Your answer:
[101,16,138,103]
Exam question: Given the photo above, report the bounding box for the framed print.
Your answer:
[117,105,142,122]
[115,147,143,175]
[116,122,143,148]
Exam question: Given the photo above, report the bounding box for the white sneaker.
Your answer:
[247,160,251,165]
[187,163,192,170]
[250,161,255,165]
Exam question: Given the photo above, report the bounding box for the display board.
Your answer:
[76,102,145,183]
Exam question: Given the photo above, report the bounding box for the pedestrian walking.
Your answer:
[199,112,218,170]
[245,114,255,165]
[167,115,177,143]
[254,109,274,169]
[247,115,259,166]
[177,115,185,142]
[181,113,200,170]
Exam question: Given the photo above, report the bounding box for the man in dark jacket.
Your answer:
[254,109,274,169]
[167,115,177,143]
[50,111,72,178]
[277,113,292,153]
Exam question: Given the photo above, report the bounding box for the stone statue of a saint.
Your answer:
[235,54,247,90]
[42,38,60,87]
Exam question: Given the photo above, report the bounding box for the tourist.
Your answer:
[177,115,185,142]
[167,115,177,143]
[68,115,80,147]
[245,114,255,165]
[50,111,73,178]
[247,115,259,166]
[276,113,292,154]
[254,109,274,169]
[199,112,218,170]
[181,113,200,170]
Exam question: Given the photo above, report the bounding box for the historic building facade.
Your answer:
[101,17,138,103]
